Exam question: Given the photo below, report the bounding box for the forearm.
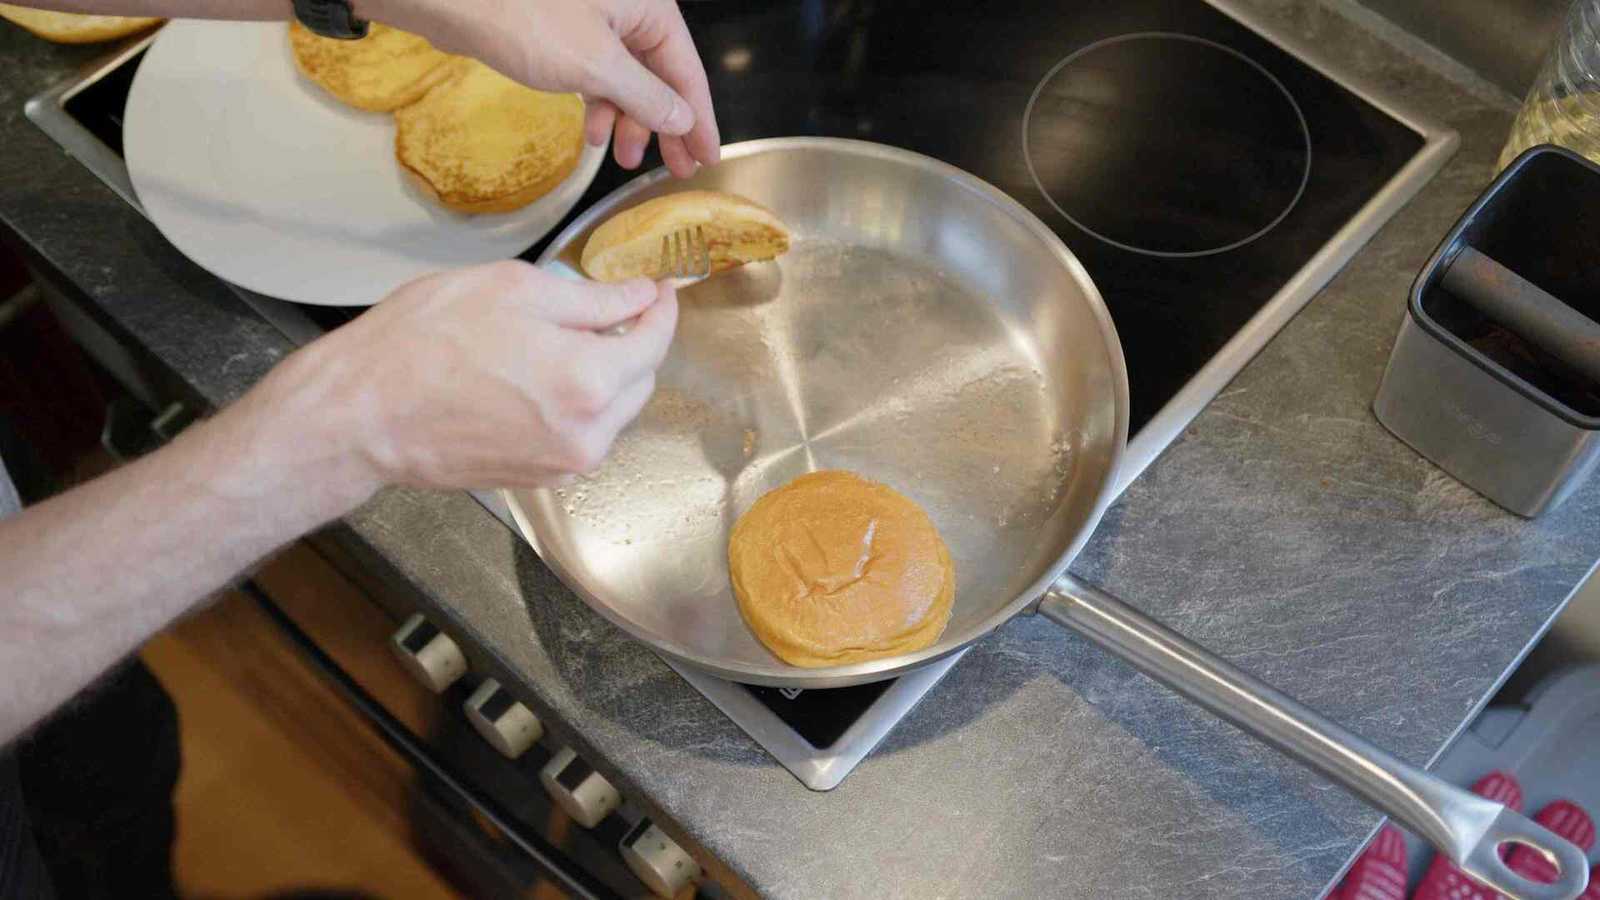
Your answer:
[12,0,417,25]
[18,0,287,20]
[0,344,377,744]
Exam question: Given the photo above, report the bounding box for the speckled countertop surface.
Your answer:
[4,2,1598,898]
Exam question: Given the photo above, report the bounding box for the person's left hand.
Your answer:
[377,0,720,177]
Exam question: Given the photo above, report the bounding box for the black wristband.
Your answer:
[293,0,369,39]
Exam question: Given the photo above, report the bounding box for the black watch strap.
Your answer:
[293,0,369,39]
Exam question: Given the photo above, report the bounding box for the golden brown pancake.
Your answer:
[580,190,791,283]
[0,6,158,43]
[729,470,955,667]
[394,60,585,214]
[289,20,459,113]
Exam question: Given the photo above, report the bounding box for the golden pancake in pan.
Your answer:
[729,470,954,668]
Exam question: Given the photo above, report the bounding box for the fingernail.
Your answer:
[664,95,694,135]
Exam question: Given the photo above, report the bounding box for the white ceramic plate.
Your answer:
[124,19,605,307]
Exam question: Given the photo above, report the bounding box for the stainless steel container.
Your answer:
[1376,312,1600,515]
[1375,146,1600,516]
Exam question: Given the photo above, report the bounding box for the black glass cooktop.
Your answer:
[63,0,1424,747]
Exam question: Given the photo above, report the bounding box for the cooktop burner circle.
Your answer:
[1023,32,1313,258]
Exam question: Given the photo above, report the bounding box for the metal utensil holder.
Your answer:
[1375,145,1600,517]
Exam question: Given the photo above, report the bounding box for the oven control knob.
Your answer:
[620,817,701,898]
[539,747,621,828]
[463,678,543,759]
[390,613,467,693]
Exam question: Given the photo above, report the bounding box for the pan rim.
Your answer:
[512,136,1131,688]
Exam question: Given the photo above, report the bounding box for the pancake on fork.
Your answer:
[581,190,791,282]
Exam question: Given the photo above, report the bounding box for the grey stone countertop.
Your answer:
[4,2,1598,898]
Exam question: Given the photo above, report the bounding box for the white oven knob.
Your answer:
[390,613,467,693]
[620,818,700,898]
[463,678,543,759]
[539,747,620,828]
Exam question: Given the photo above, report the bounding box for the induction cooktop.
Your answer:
[28,0,1455,790]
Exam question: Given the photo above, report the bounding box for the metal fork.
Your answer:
[659,225,711,287]
[600,226,710,336]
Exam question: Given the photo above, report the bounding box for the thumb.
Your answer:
[538,276,659,330]
[588,46,694,136]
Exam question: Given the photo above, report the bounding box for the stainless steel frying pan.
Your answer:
[506,138,1588,900]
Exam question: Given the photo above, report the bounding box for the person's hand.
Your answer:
[376,0,720,178]
[254,261,678,493]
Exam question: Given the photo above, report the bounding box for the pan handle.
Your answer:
[1040,575,1589,900]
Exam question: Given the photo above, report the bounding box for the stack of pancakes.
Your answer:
[289,21,582,214]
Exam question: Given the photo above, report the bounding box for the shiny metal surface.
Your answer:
[511,137,1128,687]
[1375,313,1600,516]
[1040,578,1592,900]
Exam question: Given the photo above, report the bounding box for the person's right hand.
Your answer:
[255,260,677,494]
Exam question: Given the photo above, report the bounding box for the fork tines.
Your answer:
[659,225,711,281]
